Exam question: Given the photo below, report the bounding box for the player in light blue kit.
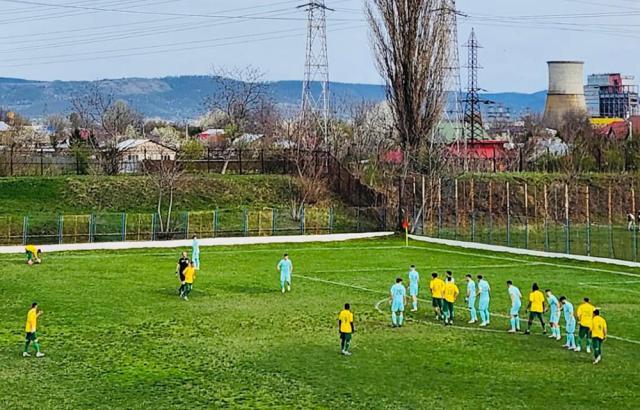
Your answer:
[408,265,420,312]
[559,296,576,349]
[476,275,491,327]
[277,253,293,293]
[390,277,407,327]
[464,274,478,324]
[546,289,561,340]
[191,235,200,270]
[507,280,522,333]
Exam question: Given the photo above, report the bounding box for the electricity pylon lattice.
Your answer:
[298,1,332,144]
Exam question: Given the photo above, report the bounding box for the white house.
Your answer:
[117,138,177,173]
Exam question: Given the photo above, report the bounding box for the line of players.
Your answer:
[387,266,609,365]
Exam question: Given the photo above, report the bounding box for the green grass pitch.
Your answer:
[1,237,639,408]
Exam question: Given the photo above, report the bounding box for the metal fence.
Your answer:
[0,207,390,246]
[403,175,640,262]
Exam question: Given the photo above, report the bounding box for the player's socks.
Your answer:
[413,301,417,310]
[33,342,40,353]
[479,311,486,324]
[510,317,516,331]
[391,312,397,326]
[24,341,30,353]
[398,313,404,326]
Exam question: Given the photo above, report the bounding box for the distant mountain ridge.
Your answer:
[0,75,546,121]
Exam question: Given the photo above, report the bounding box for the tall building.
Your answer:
[585,73,640,118]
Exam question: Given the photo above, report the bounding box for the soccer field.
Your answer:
[1,238,639,409]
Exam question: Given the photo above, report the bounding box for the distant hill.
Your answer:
[0,75,545,120]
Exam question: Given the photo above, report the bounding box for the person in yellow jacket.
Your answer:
[429,273,446,321]
[524,283,547,335]
[180,262,196,301]
[338,303,355,356]
[442,277,459,325]
[25,245,42,265]
[591,309,607,364]
[576,297,596,353]
[23,302,45,358]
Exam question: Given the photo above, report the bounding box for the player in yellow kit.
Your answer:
[429,273,446,320]
[591,309,607,364]
[338,303,355,356]
[576,297,596,353]
[180,262,196,301]
[524,283,547,335]
[442,277,459,326]
[25,245,42,265]
[23,302,45,358]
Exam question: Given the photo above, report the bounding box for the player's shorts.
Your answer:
[280,272,291,283]
[565,318,576,333]
[391,300,405,313]
[443,300,454,313]
[510,303,521,316]
[549,311,560,325]
[529,311,544,322]
[409,285,418,297]
[431,298,443,309]
[467,297,476,308]
[25,332,37,342]
[478,297,490,311]
[340,332,352,343]
[26,251,34,261]
[578,325,591,339]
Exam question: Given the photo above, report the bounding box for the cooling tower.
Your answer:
[543,61,587,128]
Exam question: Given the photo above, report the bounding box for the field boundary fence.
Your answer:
[399,175,640,263]
[0,206,391,246]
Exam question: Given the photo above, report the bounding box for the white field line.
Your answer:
[409,234,640,269]
[580,283,640,296]
[302,264,526,275]
[578,280,640,285]
[296,272,640,345]
[0,232,395,254]
[406,245,640,279]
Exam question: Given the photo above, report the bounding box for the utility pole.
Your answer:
[298,1,332,146]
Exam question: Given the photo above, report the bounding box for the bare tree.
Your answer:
[71,84,143,174]
[46,114,70,150]
[366,0,453,175]
[205,66,273,173]
[143,155,185,237]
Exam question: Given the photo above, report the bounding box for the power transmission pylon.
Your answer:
[298,1,332,145]
[438,1,465,164]
[463,28,490,144]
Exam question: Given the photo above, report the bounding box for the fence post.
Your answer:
[271,208,276,236]
[185,211,190,239]
[437,178,442,238]
[261,149,265,174]
[454,178,459,239]
[300,206,305,235]
[58,215,63,244]
[122,212,127,241]
[381,207,387,232]
[488,181,493,244]
[40,147,44,176]
[506,182,511,246]
[544,184,549,252]
[608,184,613,258]
[586,186,591,256]
[207,147,211,174]
[152,213,157,241]
[565,183,570,254]
[89,214,95,243]
[238,149,243,175]
[356,208,361,232]
[243,209,248,237]
[213,210,219,237]
[329,207,335,233]
[10,145,14,176]
[21,216,27,245]
[524,183,529,249]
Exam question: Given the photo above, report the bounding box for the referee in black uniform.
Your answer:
[176,251,190,294]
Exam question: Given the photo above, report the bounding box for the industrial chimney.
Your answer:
[543,61,587,128]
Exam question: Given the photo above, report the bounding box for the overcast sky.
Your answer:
[0,0,638,92]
